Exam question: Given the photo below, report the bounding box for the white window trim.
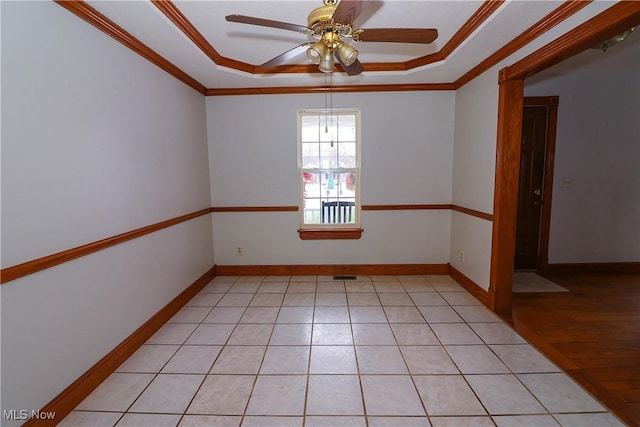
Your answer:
[298,109,361,231]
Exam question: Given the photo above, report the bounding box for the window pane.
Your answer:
[319,115,337,143]
[322,172,340,200]
[337,115,356,141]
[301,142,319,168]
[303,201,322,224]
[302,172,322,199]
[319,143,338,169]
[302,172,322,224]
[338,142,356,168]
[301,115,319,142]
[340,172,357,198]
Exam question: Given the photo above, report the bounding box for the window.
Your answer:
[298,110,361,238]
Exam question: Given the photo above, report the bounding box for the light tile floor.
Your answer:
[60,275,625,427]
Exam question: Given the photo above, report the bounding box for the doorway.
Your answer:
[514,97,558,271]
[489,2,640,314]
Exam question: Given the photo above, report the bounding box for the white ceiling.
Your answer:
[83,0,578,90]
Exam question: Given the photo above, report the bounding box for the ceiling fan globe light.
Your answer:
[306,40,326,65]
[318,52,334,73]
[337,43,358,66]
[307,48,321,64]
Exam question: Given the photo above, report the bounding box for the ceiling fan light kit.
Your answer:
[226,0,439,76]
[305,0,358,72]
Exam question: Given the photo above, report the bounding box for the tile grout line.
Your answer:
[62,274,625,426]
[172,275,240,425]
[176,276,250,423]
[401,275,444,421]
[239,276,286,424]
[348,276,372,426]
[301,275,318,427]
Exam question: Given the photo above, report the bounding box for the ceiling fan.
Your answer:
[226,0,438,76]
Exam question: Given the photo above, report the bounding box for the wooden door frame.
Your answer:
[521,96,559,272]
[490,2,640,314]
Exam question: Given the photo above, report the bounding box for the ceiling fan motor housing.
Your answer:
[307,4,337,30]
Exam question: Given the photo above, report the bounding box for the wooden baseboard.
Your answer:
[23,266,216,427]
[540,262,640,275]
[448,264,490,307]
[214,264,449,277]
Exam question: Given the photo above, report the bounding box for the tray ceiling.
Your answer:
[71,1,597,92]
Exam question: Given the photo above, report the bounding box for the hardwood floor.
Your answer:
[505,272,640,426]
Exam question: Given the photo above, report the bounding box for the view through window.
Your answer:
[299,110,360,228]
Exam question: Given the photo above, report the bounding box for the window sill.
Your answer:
[298,228,363,240]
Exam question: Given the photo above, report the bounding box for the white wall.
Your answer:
[1,2,213,420]
[525,34,640,263]
[207,91,455,265]
[449,71,498,289]
[449,2,618,289]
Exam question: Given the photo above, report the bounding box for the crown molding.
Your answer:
[55,1,595,96]
[455,0,592,88]
[205,83,455,96]
[158,0,504,77]
[406,0,504,70]
[502,0,640,82]
[151,0,254,74]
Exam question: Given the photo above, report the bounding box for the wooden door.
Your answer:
[514,105,548,269]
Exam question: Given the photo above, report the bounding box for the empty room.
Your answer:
[2,1,639,426]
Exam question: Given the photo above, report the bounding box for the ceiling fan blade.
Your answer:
[261,44,311,69]
[332,0,372,26]
[334,52,364,76]
[226,15,309,34]
[356,28,438,44]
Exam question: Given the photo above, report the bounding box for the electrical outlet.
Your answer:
[236,246,244,255]
[459,251,465,262]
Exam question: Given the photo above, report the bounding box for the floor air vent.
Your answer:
[333,275,357,280]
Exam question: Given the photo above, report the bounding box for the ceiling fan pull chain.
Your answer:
[325,73,330,135]
[329,74,335,147]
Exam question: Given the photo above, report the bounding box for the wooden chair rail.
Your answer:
[2,204,491,283]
